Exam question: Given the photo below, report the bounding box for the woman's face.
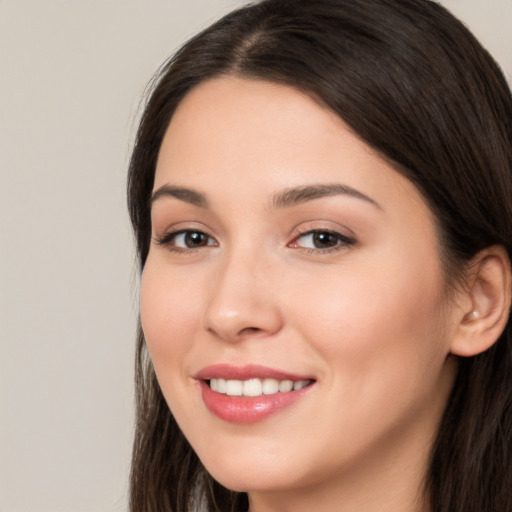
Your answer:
[141,78,459,499]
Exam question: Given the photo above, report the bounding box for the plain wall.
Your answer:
[1,1,510,511]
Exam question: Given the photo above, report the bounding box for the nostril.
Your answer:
[240,327,262,335]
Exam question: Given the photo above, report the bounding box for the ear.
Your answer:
[450,245,512,357]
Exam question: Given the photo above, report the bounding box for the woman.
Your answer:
[127,0,512,511]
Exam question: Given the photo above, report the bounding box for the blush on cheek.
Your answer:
[140,268,208,390]
[298,261,445,369]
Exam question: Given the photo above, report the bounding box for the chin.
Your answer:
[198,448,315,495]
[201,458,273,492]
[206,469,289,494]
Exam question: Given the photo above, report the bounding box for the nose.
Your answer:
[203,249,283,342]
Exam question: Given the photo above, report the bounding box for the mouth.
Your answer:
[207,377,314,397]
[196,365,316,423]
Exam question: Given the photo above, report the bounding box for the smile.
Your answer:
[209,377,312,396]
[196,365,316,423]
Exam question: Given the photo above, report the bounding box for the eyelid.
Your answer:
[153,223,218,252]
[288,223,356,253]
[156,229,216,246]
[152,221,356,255]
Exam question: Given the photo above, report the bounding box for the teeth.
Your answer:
[209,378,311,397]
[243,378,263,397]
[262,378,279,395]
[217,378,226,394]
[278,380,294,392]
[293,380,309,391]
[225,379,243,396]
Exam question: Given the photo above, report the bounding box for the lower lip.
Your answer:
[199,381,313,424]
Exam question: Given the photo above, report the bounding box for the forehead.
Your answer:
[156,77,350,182]
[155,77,431,220]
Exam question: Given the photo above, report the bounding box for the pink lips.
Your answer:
[195,364,315,424]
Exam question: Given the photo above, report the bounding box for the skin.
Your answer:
[140,77,463,512]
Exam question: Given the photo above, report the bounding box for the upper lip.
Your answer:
[195,364,315,382]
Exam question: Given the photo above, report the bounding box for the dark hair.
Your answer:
[127,1,512,511]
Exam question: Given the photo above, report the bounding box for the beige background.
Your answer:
[1,1,510,511]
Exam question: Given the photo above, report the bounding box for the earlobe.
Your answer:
[450,246,512,357]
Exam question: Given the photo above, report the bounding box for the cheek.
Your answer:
[279,256,452,464]
[139,260,203,373]
[287,249,449,385]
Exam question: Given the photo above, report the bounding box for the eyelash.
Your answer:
[154,228,356,255]
[289,228,356,254]
[155,229,217,254]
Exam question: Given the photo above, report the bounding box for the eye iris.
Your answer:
[313,231,339,248]
[185,231,208,247]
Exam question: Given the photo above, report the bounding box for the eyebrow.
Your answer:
[150,185,209,208]
[272,183,381,210]
[150,182,381,210]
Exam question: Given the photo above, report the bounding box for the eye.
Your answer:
[173,231,213,248]
[155,229,217,250]
[289,229,355,252]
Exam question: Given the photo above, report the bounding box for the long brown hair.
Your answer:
[127,1,512,510]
